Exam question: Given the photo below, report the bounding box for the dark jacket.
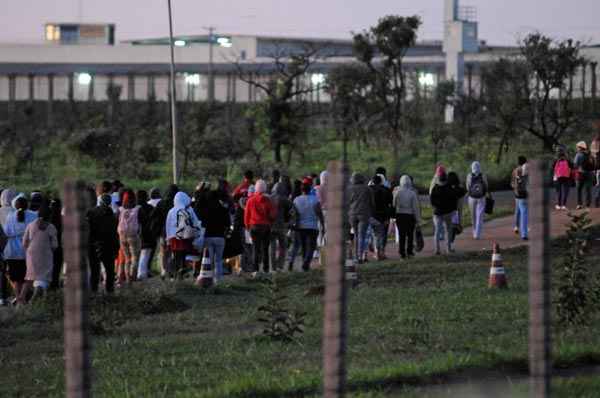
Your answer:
[138,202,155,249]
[88,205,120,258]
[348,173,375,221]
[370,184,393,222]
[150,185,179,239]
[430,183,462,216]
[203,192,232,238]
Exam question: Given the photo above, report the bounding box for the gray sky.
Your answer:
[3,0,599,45]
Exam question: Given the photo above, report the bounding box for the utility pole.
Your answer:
[204,26,216,104]
[167,0,179,184]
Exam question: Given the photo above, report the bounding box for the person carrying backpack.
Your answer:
[466,161,490,240]
[552,146,573,210]
[574,141,594,209]
[117,191,141,284]
[166,192,203,279]
[511,156,529,240]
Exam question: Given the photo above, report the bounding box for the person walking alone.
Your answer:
[466,161,490,240]
[393,175,421,259]
[511,156,529,240]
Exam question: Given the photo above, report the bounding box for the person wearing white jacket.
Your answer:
[166,192,202,279]
[466,161,490,240]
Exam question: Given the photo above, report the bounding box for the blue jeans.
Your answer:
[516,199,528,239]
[205,237,225,281]
[350,216,370,261]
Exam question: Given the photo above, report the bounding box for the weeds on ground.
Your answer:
[555,212,599,327]
[257,276,306,342]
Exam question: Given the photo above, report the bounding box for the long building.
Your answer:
[1,5,599,106]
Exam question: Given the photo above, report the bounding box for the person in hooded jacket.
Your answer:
[291,182,324,271]
[88,194,119,293]
[3,196,37,304]
[244,180,277,274]
[348,173,375,263]
[22,205,58,301]
[466,161,490,240]
[151,184,179,278]
[574,141,594,209]
[148,188,162,208]
[166,191,202,279]
[0,188,16,305]
[430,170,462,254]
[393,175,421,259]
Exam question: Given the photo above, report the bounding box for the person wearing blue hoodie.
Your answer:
[466,161,490,240]
[3,196,37,304]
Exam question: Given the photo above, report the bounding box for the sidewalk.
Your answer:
[386,206,600,258]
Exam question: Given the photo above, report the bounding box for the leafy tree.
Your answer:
[480,59,530,163]
[520,34,585,151]
[234,44,324,164]
[352,15,422,172]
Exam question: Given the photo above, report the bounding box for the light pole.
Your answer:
[167,0,179,184]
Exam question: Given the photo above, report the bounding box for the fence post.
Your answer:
[322,160,348,398]
[528,160,552,397]
[63,180,91,398]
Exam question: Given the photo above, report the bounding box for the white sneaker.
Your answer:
[555,205,561,210]
[561,206,568,211]
[0,299,5,306]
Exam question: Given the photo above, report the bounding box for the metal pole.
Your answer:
[528,160,552,398]
[322,160,348,398]
[206,26,215,104]
[167,0,179,184]
[63,180,91,398]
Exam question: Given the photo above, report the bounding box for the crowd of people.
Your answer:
[0,133,599,305]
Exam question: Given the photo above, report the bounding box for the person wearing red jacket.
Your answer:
[232,170,255,203]
[244,180,277,274]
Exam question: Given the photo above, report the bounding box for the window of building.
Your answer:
[45,24,60,41]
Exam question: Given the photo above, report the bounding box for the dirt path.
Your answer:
[386,206,600,258]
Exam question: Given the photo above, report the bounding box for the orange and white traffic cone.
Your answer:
[195,248,214,288]
[489,242,508,288]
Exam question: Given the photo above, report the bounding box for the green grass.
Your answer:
[1,230,600,397]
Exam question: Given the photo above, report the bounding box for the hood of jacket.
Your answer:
[1,188,16,208]
[351,173,366,185]
[272,182,289,198]
[471,161,482,176]
[399,175,412,189]
[173,192,191,210]
[320,171,329,186]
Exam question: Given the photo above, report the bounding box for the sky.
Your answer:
[2,0,599,46]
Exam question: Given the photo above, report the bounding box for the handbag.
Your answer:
[485,197,495,215]
[415,227,424,252]
[177,209,201,240]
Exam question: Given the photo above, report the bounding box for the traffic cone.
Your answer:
[195,248,214,288]
[489,242,508,288]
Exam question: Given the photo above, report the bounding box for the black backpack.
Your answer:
[469,174,487,198]
[582,153,595,172]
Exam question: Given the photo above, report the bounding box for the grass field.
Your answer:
[1,228,599,397]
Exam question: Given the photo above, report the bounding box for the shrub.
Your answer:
[257,276,306,342]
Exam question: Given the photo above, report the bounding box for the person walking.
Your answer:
[166,191,202,279]
[22,205,58,301]
[244,180,277,275]
[290,183,324,271]
[348,173,375,263]
[393,175,421,259]
[136,190,155,280]
[511,156,529,240]
[552,146,573,210]
[3,196,37,304]
[202,189,231,283]
[0,188,16,305]
[88,194,119,293]
[466,161,490,240]
[48,197,63,290]
[270,183,292,272]
[574,141,594,209]
[447,172,467,247]
[370,174,393,260]
[431,170,462,254]
[117,191,141,283]
[150,185,179,278]
[0,224,8,306]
